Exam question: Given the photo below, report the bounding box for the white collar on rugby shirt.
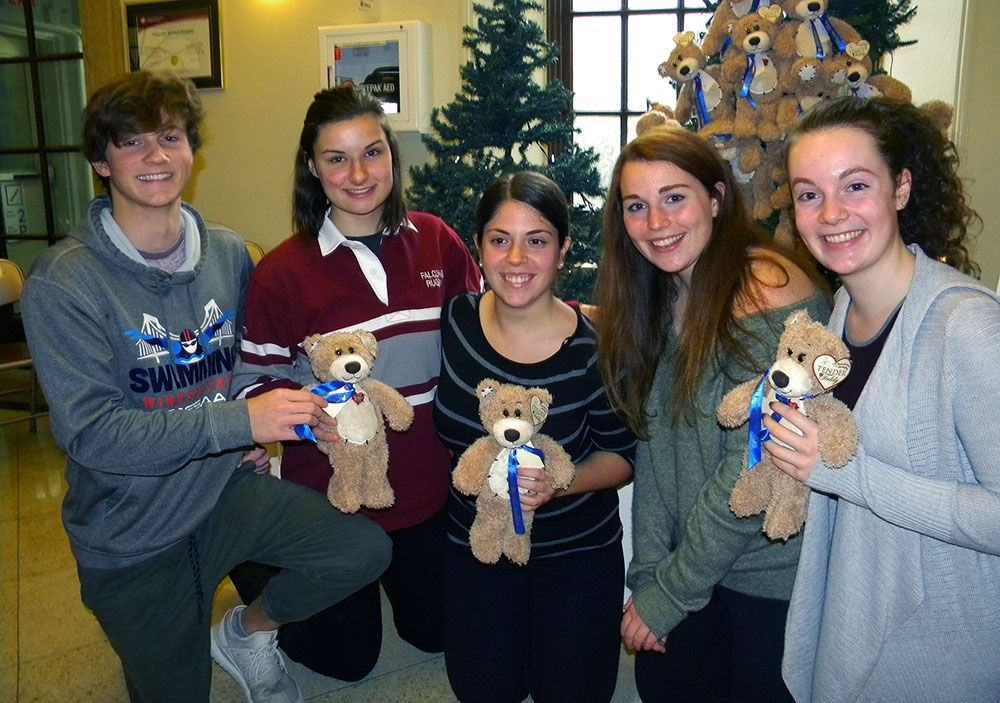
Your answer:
[316,210,417,305]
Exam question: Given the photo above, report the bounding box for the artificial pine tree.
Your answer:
[828,0,917,68]
[406,0,604,301]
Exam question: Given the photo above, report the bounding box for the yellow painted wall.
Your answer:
[88,0,996,280]
[177,0,470,248]
[956,0,1000,289]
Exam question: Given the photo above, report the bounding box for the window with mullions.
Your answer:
[0,0,93,275]
[549,0,714,187]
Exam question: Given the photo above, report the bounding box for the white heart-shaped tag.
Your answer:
[813,354,851,390]
[846,40,870,61]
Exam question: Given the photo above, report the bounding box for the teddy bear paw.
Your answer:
[729,470,770,517]
[364,482,395,510]
[328,492,362,515]
[504,535,531,566]
[763,507,805,541]
[469,527,503,565]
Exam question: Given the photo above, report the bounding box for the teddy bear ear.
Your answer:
[303,334,323,354]
[476,378,498,399]
[785,309,812,327]
[357,330,378,358]
[529,388,552,426]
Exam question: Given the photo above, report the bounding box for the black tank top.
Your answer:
[833,303,903,410]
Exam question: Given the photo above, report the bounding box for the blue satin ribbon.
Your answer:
[506,444,545,535]
[294,381,356,443]
[818,14,847,54]
[747,374,770,469]
[693,73,710,127]
[747,373,817,469]
[739,55,758,109]
[809,18,827,60]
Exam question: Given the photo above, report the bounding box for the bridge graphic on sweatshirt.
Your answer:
[129,300,234,364]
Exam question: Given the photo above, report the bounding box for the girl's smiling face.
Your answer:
[478,199,570,311]
[309,115,393,236]
[619,159,722,287]
[788,126,911,282]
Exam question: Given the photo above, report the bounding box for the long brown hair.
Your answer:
[292,86,407,238]
[596,129,821,438]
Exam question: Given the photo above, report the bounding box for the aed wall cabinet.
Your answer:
[318,20,431,132]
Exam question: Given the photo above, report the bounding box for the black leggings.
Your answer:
[444,541,624,703]
[230,507,447,681]
[634,586,793,703]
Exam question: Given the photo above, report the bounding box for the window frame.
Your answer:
[548,0,714,149]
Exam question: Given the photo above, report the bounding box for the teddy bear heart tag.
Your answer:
[813,355,851,390]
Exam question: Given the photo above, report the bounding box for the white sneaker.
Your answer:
[210,605,304,703]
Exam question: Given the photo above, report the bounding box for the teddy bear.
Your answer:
[825,40,913,103]
[299,330,414,514]
[721,6,786,142]
[452,379,575,565]
[776,56,834,134]
[635,102,683,138]
[920,99,955,136]
[658,32,734,138]
[774,0,862,61]
[702,0,776,60]
[712,132,764,200]
[716,309,858,540]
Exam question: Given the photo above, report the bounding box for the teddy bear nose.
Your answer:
[848,70,862,83]
[770,370,790,389]
[504,429,521,443]
[748,35,760,47]
[808,1,821,11]
[679,65,690,77]
[344,360,361,374]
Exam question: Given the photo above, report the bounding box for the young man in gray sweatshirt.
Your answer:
[20,70,390,703]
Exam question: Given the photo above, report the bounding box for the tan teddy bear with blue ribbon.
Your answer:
[702,0,776,60]
[717,309,858,540]
[720,6,787,142]
[298,330,413,514]
[774,0,861,61]
[452,379,575,565]
[658,31,734,139]
[825,40,913,103]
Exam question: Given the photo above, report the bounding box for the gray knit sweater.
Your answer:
[783,246,1000,702]
[628,292,830,638]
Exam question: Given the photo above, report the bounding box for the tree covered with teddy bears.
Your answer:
[655,0,928,244]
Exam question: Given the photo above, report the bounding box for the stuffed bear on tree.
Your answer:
[406,0,603,302]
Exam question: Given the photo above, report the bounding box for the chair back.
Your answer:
[244,240,265,265]
[0,259,25,307]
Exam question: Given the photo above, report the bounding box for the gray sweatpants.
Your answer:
[78,466,391,702]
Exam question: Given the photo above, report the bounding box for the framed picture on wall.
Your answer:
[126,0,223,89]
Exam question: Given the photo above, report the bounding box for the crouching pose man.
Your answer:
[20,70,391,703]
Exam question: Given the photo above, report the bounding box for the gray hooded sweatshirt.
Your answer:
[22,195,255,569]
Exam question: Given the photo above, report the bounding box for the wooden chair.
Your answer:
[244,240,265,265]
[0,259,46,432]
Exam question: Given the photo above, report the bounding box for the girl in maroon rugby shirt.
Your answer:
[228,85,481,681]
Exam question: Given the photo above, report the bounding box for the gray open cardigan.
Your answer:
[783,246,1000,702]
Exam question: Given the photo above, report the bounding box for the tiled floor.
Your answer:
[0,407,640,702]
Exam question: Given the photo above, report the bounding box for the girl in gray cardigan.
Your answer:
[770,97,1000,701]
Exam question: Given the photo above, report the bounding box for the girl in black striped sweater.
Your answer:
[434,171,636,703]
